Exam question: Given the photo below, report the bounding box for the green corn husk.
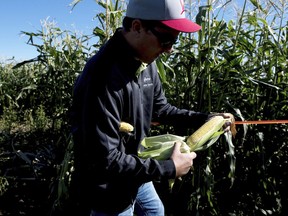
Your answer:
[141,134,185,148]
[138,133,223,161]
[138,135,190,160]
[138,117,227,161]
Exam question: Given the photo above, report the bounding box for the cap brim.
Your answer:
[160,19,201,33]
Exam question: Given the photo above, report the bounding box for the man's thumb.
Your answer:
[173,141,182,151]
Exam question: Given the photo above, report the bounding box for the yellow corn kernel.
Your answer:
[186,116,225,150]
[119,122,134,133]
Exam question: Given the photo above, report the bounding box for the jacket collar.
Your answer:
[108,28,142,75]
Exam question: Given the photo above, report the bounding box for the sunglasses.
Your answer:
[149,27,178,49]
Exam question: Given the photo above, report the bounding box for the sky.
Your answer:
[0,0,246,63]
[0,0,101,62]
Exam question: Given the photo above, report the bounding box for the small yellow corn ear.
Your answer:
[186,116,226,151]
[119,122,134,133]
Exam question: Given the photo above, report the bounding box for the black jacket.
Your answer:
[70,28,208,213]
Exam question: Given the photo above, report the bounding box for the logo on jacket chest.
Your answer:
[143,76,153,87]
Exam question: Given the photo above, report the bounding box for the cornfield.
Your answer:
[0,0,287,215]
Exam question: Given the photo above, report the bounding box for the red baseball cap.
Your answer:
[126,0,201,33]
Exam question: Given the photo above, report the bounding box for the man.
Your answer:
[70,0,232,215]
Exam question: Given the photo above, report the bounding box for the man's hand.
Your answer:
[208,112,236,136]
[170,142,197,178]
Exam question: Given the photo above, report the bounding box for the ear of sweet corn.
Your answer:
[186,116,226,151]
[138,115,235,192]
[138,115,230,160]
[119,122,134,133]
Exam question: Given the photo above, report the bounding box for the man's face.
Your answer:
[135,21,180,63]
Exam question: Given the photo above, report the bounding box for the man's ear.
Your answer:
[131,19,142,33]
